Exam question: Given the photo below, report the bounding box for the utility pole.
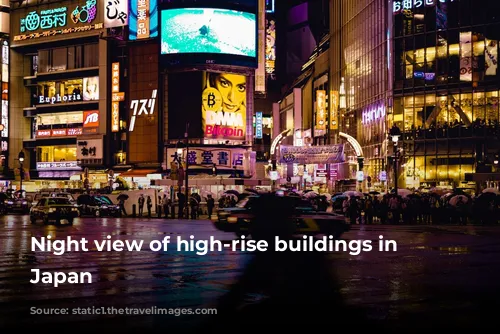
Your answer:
[184,122,190,219]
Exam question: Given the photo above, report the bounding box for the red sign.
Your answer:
[67,128,83,136]
[36,130,51,137]
[83,110,99,128]
[51,129,67,136]
[36,128,83,138]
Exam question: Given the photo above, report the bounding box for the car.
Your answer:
[213,195,350,239]
[76,194,121,217]
[4,191,31,214]
[30,197,79,225]
[49,192,76,204]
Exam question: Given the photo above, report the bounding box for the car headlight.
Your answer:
[227,216,238,223]
[6,200,13,205]
[101,205,108,209]
[49,208,56,213]
[71,208,79,212]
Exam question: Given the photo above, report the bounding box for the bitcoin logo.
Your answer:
[202,87,222,112]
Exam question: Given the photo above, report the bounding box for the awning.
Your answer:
[118,169,159,177]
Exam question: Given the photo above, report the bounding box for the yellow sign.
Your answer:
[112,92,125,102]
[111,62,123,132]
[330,90,339,130]
[14,23,103,42]
[315,90,326,130]
[112,62,120,93]
[202,72,247,141]
[111,101,119,132]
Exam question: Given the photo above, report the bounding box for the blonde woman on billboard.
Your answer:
[204,72,246,114]
[83,76,99,101]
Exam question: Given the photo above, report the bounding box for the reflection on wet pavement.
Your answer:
[0,216,499,331]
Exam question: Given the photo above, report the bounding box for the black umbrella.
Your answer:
[224,190,240,196]
[117,193,129,201]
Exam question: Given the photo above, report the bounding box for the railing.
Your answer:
[402,125,500,140]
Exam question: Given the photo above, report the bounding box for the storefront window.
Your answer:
[473,91,486,121]
[37,112,83,129]
[38,146,77,162]
[485,90,499,122]
[37,44,98,73]
[35,76,99,105]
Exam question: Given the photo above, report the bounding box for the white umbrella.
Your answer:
[343,190,364,198]
[449,195,468,206]
[482,188,500,195]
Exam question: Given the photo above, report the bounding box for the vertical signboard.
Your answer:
[255,0,266,94]
[485,38,498,76]
[202,72,247,141]
[460,31,472,82]
[104,0,129,28]
[265,17,276,78]
[330,90,339,130]
[255,111,263,139]
[315,90,326,130]
[1,39,8,154]
[128,44,159,163]
[129,0,158,40]
[111,62,120,132]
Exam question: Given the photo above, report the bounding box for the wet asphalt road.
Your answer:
[1,215,499,331]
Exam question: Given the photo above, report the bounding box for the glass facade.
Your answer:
[331,0,389,184]
[392,0,500,187]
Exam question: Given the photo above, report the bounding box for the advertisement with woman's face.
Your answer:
[83,76,99,101]
[202,72,247,140]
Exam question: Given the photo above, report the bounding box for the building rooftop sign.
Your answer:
[393,0,456,15]
[13,0,102,42]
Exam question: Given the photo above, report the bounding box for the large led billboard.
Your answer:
[160,8,257,67]
[202,72,247,141]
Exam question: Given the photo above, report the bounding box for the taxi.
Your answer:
[213,195,350,238]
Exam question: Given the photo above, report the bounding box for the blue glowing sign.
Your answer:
[255,111,263,139]
[129,0,158,40]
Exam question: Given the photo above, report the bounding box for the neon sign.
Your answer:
[129,90,157,132]
[20,0,97,33]
[361,102,386,124]
[392,0,455,15]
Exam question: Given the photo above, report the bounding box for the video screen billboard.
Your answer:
[202,72,247,141]
[160,8,257,67]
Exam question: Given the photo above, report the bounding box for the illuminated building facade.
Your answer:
[9,0,108,185]
[329,0,390,190]
[392,0,500,188]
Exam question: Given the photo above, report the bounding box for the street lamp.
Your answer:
[389,125,401,196]
[18,151,25,195]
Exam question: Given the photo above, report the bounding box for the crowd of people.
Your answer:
[332,191,499,225]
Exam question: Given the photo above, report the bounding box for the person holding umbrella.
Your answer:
[117,193,129,216]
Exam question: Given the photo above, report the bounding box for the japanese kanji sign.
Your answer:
[104,0,128,28]
[166,148,247,170]
[77,138,103,160]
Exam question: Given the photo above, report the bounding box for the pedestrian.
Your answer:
[118,197,127,216]
[147,195,152,218]
[177,192,185,219]
[163,194,169,218]
[138,194,145,217]
[207,194,215,218]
